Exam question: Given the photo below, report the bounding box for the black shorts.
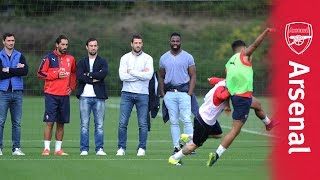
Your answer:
[231,95,252,123]
[43,93,70,124]
[192,113,223,147]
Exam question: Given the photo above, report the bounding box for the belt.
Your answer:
[167,89,179,92]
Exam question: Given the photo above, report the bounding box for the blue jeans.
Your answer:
[79,97,106,152]
[164,91,193,147]
[118,92,149,150]
[0,90,23,151]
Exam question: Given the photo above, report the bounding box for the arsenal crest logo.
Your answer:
[285,22,313,55]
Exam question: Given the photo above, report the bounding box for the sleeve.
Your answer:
[37,57,59,80]
[69,58,77,90]
[188,54,195,66]
[76,60,94,84]
[129,56,154,81]
[0,59,14,80]
[8,54,29,76]
[118,55,139,82]
[216,86,230,101]
[87,58,108,80]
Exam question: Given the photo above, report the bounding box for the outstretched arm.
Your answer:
[243,28,273,57]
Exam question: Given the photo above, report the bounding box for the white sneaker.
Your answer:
[0,149,2,155]
[12,148,25,156]
[137,148,145,156]
[80,151,88,156]
[116,148,125,156]
[96,148,107,156]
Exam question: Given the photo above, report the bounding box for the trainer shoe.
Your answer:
[96,148,107,156]
[42,149,50,156]
[54,149,68,155]
[266,119,280,131]
[168,156,182,166]
[0,149,3,155]
[137,148,145,156]
[116,148,125,156]
[12,148,25,155]
[172,147,181,155]
[179,134,190,148]
[80,151,88,156]
[207,152,219,167]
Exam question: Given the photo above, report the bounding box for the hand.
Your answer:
[267,28,276,33]
[224,107,231,116]
[58,71,67,79]
[2,67,9,73]
[16,63,25,68]
[93,79,100,82]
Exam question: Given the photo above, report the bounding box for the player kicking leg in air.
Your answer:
[207,28,274,167]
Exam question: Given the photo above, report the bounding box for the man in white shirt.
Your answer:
[116,34,154,156]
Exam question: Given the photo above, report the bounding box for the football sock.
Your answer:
[173,150,185,160]
[262,116,271,125]
[55,141,62,152]
[44,140,50,150]
[216,144,226,157]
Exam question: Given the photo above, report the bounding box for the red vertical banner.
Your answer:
[271,0,320,180]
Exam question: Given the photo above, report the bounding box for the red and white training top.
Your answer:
[199,79,230,126]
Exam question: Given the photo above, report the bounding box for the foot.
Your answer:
[137,148,145,156]
[96,148,107,156]
[12,148,25,156]
[266,119,280,131]
[42,149,50,156]
[172,147,181,155]
[179,134,190,149]
[80,151,88,156]
[54,149,68,155]
[168,156,182,166]
[116,148,125,156]
[207,152,219,167]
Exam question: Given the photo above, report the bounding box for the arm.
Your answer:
[0,61,14,80]
[87,58,108,80]
[159,67,165,97]
[129,56,154,81]
[243,28,273,57]
[187,65,196,96]
[37,57,59,80]
[118,56,139,82]
[8,55,29,76]
[69,58,77,91]
[76,60,94,84]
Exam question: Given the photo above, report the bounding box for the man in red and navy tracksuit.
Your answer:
[37,35,76,156]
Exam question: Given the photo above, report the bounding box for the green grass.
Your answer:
[0,96,272,180]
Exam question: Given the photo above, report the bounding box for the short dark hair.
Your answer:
[231,40,246,52]
[55,35,68,44]
[86,37,97,46]
[3,33,14,41]
[170,32,181,39]
[131,34,143,43]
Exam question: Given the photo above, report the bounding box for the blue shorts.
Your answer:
[43,93,70,124]
[231,95,252,123]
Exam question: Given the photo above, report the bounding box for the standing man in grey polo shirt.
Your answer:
[116,34,154,156]
[159,32,196,154]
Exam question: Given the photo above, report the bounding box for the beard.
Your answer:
[133,47,141,53]
[89,51,97,56]
[59,48,67,54]
[170,44,181,52]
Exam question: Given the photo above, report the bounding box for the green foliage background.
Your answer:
[0,0,271,96]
